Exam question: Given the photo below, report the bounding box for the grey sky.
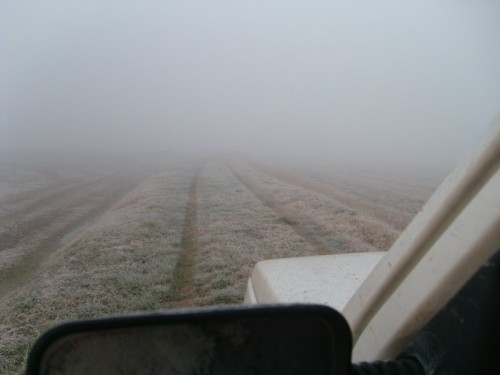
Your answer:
[1,1,499,168]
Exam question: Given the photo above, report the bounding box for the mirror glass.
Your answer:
[27,305,351,375]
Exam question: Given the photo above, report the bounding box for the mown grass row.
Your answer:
[234,162,400,253]
[189,162,319,306]
[0,166,193,374]
[254,162,441,231]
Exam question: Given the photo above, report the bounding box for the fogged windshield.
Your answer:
[1,1,499,373]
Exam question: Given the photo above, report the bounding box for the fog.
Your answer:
[1,1,499,169]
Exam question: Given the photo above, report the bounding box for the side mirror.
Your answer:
[26,304,352,374]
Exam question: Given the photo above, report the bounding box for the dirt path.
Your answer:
[0,176,141,299]
[230,166,332,255]
[170,168,200,306]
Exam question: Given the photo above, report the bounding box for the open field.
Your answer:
[0,158,148,298]
[0,157,444,373]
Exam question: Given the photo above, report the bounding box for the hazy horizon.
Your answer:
[1,1,499,169]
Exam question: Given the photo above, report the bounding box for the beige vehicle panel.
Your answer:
[244,117,500,362]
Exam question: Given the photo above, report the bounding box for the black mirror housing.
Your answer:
[27,304,352,375]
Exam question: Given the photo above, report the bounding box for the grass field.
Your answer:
[0,156,444,373]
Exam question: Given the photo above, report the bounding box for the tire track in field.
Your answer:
[170,168,200,306]
[229,166,332,256]
[0,176,108,221]
[252,162,402,234]
[0,163,66,206]
[0,177,113,251]
[0,180,61,207]
[0,176,140,299]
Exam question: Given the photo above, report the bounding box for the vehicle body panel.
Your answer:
[245,117,500,361]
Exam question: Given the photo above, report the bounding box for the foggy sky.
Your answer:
[1,1,499,168]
